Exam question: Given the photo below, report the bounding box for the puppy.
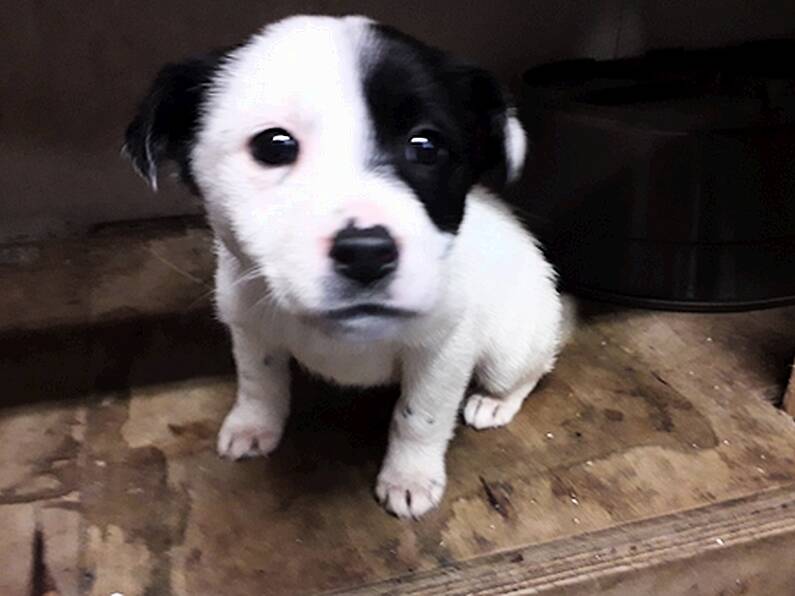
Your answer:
[124,15,563,518]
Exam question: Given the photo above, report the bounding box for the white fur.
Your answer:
[504,109,528,183]
[191,16,563,518]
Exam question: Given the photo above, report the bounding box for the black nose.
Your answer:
[330,224,398,284]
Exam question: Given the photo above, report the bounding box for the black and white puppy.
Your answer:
[124,15,564,518]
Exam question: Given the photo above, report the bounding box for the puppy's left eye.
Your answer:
[405,130,446,165]
[250,128,299,166]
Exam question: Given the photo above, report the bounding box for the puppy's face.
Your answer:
[125,16,525,339]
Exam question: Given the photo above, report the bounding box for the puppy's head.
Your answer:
[124,15,525,339]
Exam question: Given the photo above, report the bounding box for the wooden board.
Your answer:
[0,218,227,407]
[1,221,795,595]
[0,216,213,333]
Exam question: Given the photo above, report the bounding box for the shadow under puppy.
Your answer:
[124,15,564,518]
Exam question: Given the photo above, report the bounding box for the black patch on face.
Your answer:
[362,24,512,233]
[123,45,240,193]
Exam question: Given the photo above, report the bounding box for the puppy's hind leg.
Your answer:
[463,374,542,430]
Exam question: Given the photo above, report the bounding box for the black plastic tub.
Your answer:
[511,40,795,311]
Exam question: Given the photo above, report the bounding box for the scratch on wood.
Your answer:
[479,476,510,519]
[652,372,672,388]
[147,246,210,287]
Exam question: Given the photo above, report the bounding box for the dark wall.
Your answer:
[1,1,793,242]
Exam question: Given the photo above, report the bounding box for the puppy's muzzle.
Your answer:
[330,224,398,285]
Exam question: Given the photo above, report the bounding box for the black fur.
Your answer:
[123,47,235,193]
[363,24,512,233]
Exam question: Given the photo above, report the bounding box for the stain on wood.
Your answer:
[784,358,795,416]
[30,525,57,596]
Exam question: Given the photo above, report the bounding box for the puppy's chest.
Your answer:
[286,328,399,387]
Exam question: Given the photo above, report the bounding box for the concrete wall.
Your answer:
[1,1,793,242]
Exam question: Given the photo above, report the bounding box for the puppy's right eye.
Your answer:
[250,128,299,166]
[405,129,446,166]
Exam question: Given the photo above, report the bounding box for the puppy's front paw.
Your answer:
[217,402,285,460]
[375,460,446,519]
[463,393,522,430]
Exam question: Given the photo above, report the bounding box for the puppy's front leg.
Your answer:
[217,324,291,460]
[376,346,472,519]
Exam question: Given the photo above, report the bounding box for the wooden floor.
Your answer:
[1,222,795,595]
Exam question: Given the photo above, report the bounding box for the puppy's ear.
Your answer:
[454,67,527,186]
[123,49,231,193]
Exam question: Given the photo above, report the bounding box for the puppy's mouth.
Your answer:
[319,304,418,320]
[302,303,421,341]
